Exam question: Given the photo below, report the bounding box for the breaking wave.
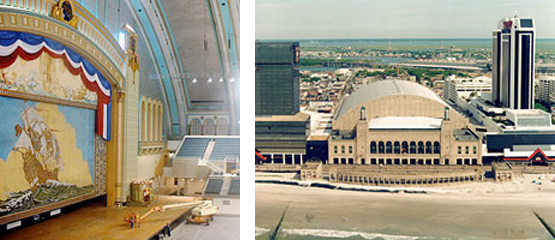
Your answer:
[282,229,424,239]
[256,227,435,239]
[255,227,270,237]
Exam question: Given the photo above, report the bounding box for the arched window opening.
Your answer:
[402,141,408,154]
[418,141,424,154]
[394,141,400,154]
[425,141,432,154]
[410,141,416,154]
[370,142,377,154]
[190,118,202,135]
[216,118,229,135]
[433,142,440,154]
[203,118,215,135]
[386,141,392,154]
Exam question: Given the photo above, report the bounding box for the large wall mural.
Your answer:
[0,97,95,218]
[0,30,111,224]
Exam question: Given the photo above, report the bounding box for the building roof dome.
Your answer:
[336,79,446,119]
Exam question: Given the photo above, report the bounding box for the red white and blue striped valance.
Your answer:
[0,30,112,141]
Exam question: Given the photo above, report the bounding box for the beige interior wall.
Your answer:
[122,67,140,201]
[137,154,162,180]
[212,198,240,215]
[185,179,207,195]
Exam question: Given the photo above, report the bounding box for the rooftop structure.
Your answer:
[367,117,443,130]
[505,109,552,128]
[443,75,492,103]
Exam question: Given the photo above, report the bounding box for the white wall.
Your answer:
[213,198,240,215]
[137,154,162,180]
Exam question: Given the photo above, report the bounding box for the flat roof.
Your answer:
[503,147,555,157]
[308,135,329,141]
[453,129,479,141]
[368,116,442,130]
[255,112,310,122]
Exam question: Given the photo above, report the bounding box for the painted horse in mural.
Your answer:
[12,106,62,190]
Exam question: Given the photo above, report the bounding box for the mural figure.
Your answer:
[13,106,62,190]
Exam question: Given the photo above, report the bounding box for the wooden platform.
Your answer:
[1,195,199,240]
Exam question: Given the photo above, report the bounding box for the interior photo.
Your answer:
[0,0,240,239]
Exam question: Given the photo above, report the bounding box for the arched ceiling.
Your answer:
[131,0,240,137]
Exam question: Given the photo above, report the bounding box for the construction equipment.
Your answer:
[124,200,219,228]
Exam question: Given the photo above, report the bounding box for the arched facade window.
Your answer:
[216,118,229,135]
[141,102,146,141]
[190,118,202,135]
[140,97,164,142]
[386,141,392,154]
[370,142,377,154]
[378,142,385,154]
[433,142,440,154]
[147,102,152,141]
[394,141,400,154]
[402,141,408,154]
[425,141,432,154]
[203,118,215,135]
[158,106,162,141]
[418,141,424,154]
[410,141,416,154]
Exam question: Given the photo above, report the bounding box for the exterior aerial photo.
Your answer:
[255,0,555,239]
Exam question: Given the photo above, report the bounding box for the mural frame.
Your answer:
[0,43,108,227]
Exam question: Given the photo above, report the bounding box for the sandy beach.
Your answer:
[256,174,555,239]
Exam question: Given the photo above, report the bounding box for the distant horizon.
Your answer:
[257,0,555,39]
[256,38,555,41]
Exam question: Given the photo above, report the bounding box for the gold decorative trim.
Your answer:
[0,89,96,110]
[127,31,139,83]
[51,0,79,29]
[0,11,124,86]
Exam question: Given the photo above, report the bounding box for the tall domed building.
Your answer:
[329,79,482,166]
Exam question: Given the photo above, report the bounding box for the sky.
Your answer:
[256,0,555,39]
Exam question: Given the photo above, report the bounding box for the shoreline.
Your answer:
[256,173,555,239]
[256,183,555,239]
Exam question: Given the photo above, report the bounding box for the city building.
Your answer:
[255,113,310,164]
[467,98,555,165]
[537,75,555,105]
[255,42,300,115]
[255,42,310,163]
[328,79,482,166]
[492,15,536,109]
[443,75,492,103]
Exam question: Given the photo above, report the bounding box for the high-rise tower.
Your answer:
[492,15,535,109]
[255,42,300,115]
